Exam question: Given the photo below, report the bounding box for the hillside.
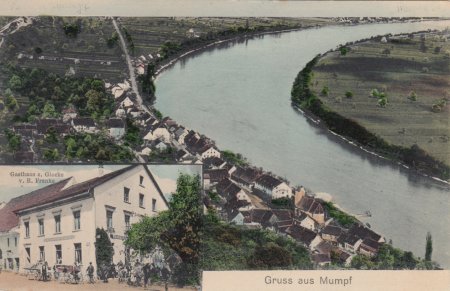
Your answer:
[308,30,449,170]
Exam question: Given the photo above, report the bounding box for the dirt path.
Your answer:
[0,272,196,291]
[111,17,150,115]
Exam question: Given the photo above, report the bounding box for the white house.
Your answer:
[173,127,188,145]
[106,118,126,140]
[253,174,292,199]
[71,118,97,133]
[62,107,78,123]
[14,165,168,273]
[199,146,221,160]
[296,212,319,231]
[229,211,245,225]
[120,96,135,108]
[143,125,171,144]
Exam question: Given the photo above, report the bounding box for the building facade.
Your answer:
[14,165,168,272]
[0,229,20,272]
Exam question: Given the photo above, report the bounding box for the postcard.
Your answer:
[0,1,449,291]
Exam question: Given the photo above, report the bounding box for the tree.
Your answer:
[5,94,18,111]
[378,95,388,107]
[45,127,59,144]
[425,232,433,261]
[5,129,21,152]
[63,23,80,37]
[96,228,114,272]
[402,251,417,269]
[43,148,60,161]
[321,86,329,96]
[86,89,104,113]
[345,91,353,98]
[42,102,58,118]
[126,174,202,264]
[339,46,349,56]
[8,74,23,90]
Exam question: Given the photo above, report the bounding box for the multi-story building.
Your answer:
[11,164,168,272]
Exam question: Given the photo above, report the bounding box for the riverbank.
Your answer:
[291,30,450,183]
[150,21,336,81]
[150,18,433,80]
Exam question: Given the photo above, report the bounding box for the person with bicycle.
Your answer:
[72,261,81,283]
[86,262,95,284]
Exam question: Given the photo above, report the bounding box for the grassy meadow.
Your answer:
[310,30,450,167]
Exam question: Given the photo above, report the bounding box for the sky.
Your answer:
[0,1,449,17]
[0,164,202,203]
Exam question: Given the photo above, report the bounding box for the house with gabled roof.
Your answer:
[229,166,261,189]
[312,253,331,267]
[254,174,292,199]
[202,157,227,170]
[12,165,168,273]
[321,225,343,243]
[62,107,78,122]
[358,238,380,257]
[294,188,325,225]
[269,209,294,231]
[71,117,97,133]
[36,119,72,136]
[337,233,363,253]
[175,149,189,162]
[215,178,250,202]
[173,127,188,145]
[143,123,171,143]
[285,225,323,250]
[295,211,319,231]
[348,223,385,243]
[226,197,253,212]
[106,118,126,140]
[203,169,229,189]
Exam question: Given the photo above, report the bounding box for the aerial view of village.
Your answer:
[0,11,449,291]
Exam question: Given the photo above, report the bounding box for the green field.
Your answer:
[310,30,450,167]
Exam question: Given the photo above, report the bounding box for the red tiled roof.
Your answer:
[0,178,71,232]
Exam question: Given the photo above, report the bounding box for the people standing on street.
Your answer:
[41,261,48,281]
[86,262,95,284]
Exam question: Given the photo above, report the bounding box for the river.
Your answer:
[155,20,450,267]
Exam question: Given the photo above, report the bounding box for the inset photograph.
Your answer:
[0,164,202,290]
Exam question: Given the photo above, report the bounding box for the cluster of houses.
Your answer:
[10,112,127,163]
[0,165,169,273]
[202,158,386,268]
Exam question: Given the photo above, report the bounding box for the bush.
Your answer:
[408,91,417,101]
[345,91,353,98]
[63,23,80,37]
[339,46,349,56]
[322,202,357,228]
[247,243,293,269]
